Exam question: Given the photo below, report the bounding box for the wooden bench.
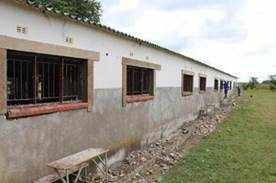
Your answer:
[35,148,109,183]
[34,163,88,183]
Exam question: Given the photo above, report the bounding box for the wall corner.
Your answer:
[0,48,7,114]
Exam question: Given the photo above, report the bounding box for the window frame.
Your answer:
[199,75,207,92]
[7,50,87,106]
[181,70,194,96]
[122,57,161,106]
[214,78,219,91]
[0,36,99,117]
[4,49,96,119]
[220,80,224,92]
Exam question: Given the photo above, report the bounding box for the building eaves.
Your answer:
[10,0,238,79]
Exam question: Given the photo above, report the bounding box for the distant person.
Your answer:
[224,82,229,98]
[237,86,241,96]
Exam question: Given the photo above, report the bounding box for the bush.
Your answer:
[269,76,276,91]
[270,84,276,91]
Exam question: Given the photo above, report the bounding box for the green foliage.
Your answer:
[161,90,276,182]
[248,77,259,89]
[30,0,102,23]
[269,75,276,91]
[241,83,249,90]
[242,77,259,90]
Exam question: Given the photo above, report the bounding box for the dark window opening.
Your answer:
[182,74,193,93]
[229,81,232,90]
[199,77,207,91]
[214,79,219,91]
[7,50,87,106]
[220,80,224,91]
[127,66,154,96]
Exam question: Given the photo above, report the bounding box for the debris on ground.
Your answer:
[90,98,238,183]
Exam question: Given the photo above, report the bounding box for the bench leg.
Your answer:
[105,152,108,182]
[54,169,67,183]
[66,170,69,183]
[74,166,85,183]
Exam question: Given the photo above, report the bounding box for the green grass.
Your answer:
[160,90,276,183]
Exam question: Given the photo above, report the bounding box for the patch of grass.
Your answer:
[161,90,276,183]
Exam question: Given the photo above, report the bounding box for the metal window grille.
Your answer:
[7,50,86,106]
[214,79,219,90]
[126,66,154,96]
[199,77,207,91]
[220,80,224,90]
[183,74,193,92]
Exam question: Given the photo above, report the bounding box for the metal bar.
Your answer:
[42,63,44,98]
[13,59,16,100]
[132,68,134,95]
[26,62,29,99]
[141,69,144,94]
[34,56,37,104]
[53,64,55,98]
[60,58,64,103]
[48,63,50,98]
[20,62,23,99]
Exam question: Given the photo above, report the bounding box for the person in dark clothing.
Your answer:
[237,86,241,96]
[224,82,229,98]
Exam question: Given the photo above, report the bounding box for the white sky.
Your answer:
[100,0,276,82]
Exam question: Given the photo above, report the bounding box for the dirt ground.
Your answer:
[89,97,238,183]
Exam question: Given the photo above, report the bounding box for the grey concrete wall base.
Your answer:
[0,87,236,182]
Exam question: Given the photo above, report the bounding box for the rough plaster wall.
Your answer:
[0,88,224,182]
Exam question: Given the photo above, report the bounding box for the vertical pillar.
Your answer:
[122,63,127,107]
[0,48,7,114]
[87,60,94,112]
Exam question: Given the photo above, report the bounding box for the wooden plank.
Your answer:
[34,163,89,183]
[47,148,109,170]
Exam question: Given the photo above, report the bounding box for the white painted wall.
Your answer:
[0,2,237,90]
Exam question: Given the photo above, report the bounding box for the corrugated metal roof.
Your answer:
[10,0,238,79]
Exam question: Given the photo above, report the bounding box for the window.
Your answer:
[220,80,224,91]
[199,76,207,92]
[214,79,219,91]
[122,57,160,106]
[126,66,154,96]
[7,50,87,106]
[182,73,193,96]
[229,81,232,90]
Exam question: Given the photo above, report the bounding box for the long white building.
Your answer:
[0,1,237,182]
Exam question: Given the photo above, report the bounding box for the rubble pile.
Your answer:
[90,99,238,183]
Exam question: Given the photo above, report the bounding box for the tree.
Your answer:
[248,77,259,89]
[29,0,102,23]
[270,75,276,90]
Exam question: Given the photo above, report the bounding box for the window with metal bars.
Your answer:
[182,74,193,93]
[7,50,86,106]
[199,77,207,91]
[214,79,219,91]
[220,80,224,91]
[126,66,154,96]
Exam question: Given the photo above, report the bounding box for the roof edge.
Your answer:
[9,0,238,79]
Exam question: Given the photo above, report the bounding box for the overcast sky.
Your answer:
[100,0,276,82]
